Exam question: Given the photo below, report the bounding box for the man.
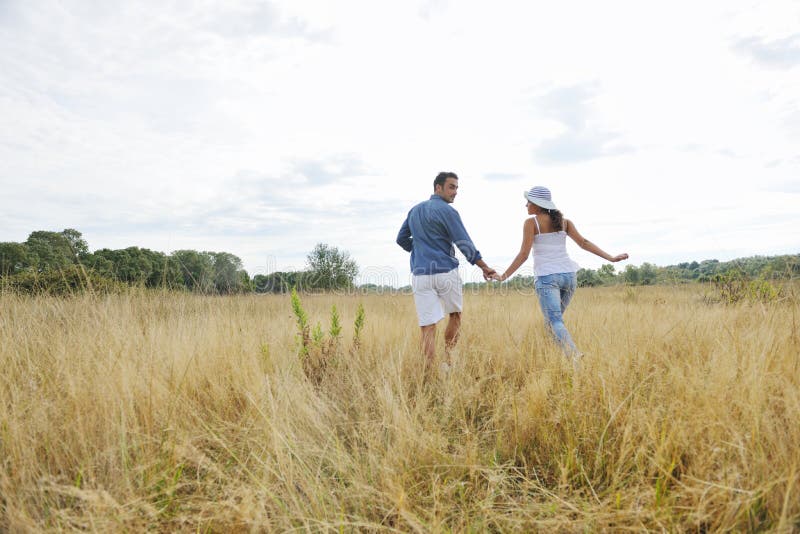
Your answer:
[396,171,496,370]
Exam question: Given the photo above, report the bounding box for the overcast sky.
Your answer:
[2,0,798,286]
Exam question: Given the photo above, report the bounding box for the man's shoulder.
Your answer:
[410,197,442,212]
[406,201,423,217]
[427,196,456,212]
[408,196,458,220]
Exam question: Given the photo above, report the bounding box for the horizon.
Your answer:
[5,224,798,290]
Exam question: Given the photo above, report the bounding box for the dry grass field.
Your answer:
[1,284,798,532]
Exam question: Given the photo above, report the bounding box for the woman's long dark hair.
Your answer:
[544,209,564,231]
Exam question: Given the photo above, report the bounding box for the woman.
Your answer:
[495,186,628,358]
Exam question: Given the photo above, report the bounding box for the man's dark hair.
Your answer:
[433,171,458,190]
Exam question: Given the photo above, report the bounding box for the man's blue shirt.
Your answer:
[396,195,482,275]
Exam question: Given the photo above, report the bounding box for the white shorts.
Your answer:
[412,268,463,326]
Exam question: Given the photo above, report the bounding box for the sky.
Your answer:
[1,0,799,287]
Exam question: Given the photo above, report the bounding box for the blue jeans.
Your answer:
[534,272,578,356]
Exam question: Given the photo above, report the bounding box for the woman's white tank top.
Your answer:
[531,215,580,277]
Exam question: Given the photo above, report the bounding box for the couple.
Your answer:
[396,171,628,370]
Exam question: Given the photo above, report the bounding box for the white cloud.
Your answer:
[734,34,800,69]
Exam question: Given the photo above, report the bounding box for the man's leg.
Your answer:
[439,269,464,364]
[420,324,437,365]
[444,311,461,359]
[413,273,444,367]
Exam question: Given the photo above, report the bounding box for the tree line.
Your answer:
[2,228,796,295]
[574,255,799,287]
[0,229,359,295]
[578,254,800,287]
[461,255,799,292]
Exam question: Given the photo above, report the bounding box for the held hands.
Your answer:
[482,266,503,282]
[481,266,498,281]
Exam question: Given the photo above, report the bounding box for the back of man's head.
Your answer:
[433,171,458,190]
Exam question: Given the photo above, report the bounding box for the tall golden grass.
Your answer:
[1,284,798,531]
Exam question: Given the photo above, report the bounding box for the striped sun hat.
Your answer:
[524,186,557,210]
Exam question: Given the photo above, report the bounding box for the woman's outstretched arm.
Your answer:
[498,218,536,281]
[565,219,629,262]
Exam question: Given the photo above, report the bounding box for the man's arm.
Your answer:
[396,216,413,252]
[441,209,481,264]
[442,209,496,279]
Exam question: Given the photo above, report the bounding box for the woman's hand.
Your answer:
[610,253,629,262]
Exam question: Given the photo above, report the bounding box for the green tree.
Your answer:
[598,264,617,283]
[0,242,30,276]
[639,262,657,285]
[237,270,254,293]
[306,243,358,291]
[171,250,215,292]
[764,255,800,279]
[699,259,720,277]
[107,247,154,284]
[85,247,190,289]
[25,231,75,272]
[253,272,299,293]
[254,271,307,293]
[147,250,183,288]
[61,228,90,260]
[209,252,249,293]
[253,273,274,293]
[83,250,115,278]
[577,268,602,287]
[622,264,640,285]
